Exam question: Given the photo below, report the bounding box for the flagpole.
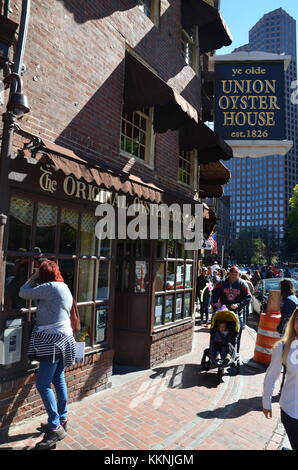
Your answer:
[221,243,224,267]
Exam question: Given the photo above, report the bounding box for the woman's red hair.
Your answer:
[39,260,64,283]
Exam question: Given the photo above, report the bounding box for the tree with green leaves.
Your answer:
[230,229,267,265]
[282,185,298,261]
[288,185,298,237]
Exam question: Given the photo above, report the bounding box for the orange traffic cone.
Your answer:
[253,290,281,365]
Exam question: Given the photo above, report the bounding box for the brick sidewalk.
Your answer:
[0,321,287,450]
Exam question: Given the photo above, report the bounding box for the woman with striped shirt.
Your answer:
[19,260,76,449]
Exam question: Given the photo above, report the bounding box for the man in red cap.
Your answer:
[211,266,251,354]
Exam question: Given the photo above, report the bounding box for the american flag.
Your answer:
[208,233,218,255]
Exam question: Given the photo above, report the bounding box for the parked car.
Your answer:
[252,277,298,315]
[290,268,298,281]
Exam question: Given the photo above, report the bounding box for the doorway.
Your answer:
[113,239,153,367]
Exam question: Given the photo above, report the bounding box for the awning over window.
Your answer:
[200,161,230,185]
[123,52,198,133]
[179,121,233,163]
[181,0,232,54]
[199,161,230,198]
[10,139,164,204]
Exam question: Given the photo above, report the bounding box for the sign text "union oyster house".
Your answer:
[214,62,286,140]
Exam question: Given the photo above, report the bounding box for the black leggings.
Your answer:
[281,408,298,450]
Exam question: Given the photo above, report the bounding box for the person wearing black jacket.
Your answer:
[277,279,298,335]
[211,266,251,353]
[196,267,212,326]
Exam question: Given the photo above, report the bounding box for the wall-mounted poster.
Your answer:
[176,263,184,289]
[155,296,163,326]
[165,295,173,323]
[176,294,183,320]
[135,261,147,293]
[95,306,107,343]
[184,293,191,318]
[185,264,192,288]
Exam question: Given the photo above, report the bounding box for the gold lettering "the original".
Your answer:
[63,176,101,202]
[41,173,157,213]
[39,167,57,193]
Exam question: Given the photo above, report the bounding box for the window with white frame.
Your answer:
[178,151,196,187]
[121,107,154,166]
[181,27,198,70]
[138,0,160,24]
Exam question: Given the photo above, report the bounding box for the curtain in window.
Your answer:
[37,203,57,227]
[61,208,78,229]
[10,197,33,225]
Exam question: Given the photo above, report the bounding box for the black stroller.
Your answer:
[200,307,241,384]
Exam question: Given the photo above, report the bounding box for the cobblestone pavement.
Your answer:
[0,318,289,451]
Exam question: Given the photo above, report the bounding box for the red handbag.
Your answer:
[70,300,81,332]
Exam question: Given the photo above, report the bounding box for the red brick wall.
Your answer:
[0,349,113,430]
[150,322,194,368]
[3,0,200,200]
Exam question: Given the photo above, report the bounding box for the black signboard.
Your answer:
[214,62,286,140]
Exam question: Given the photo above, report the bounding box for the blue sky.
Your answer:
[219,0,298,54]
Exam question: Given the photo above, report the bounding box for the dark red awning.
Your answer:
[10,139,164,204]
[181,0,232,54]
[123,53,198,133]
[179,121,233,163]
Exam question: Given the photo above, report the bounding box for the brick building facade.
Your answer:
[0,0,232,429]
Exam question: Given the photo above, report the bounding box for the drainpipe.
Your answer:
[0,0,31,309]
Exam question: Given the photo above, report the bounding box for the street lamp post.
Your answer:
[0,0,31,311]
[0,73,29,309]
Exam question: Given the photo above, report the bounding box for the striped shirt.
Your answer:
[28,327,76,368]
[19,280,76,367]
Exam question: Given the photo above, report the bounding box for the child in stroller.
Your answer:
[213,320,234,365]
[201,306,241,384]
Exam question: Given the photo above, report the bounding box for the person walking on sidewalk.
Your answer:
[211,260,219,275]
[251,270,262,287]
[212,269,222,286]
[263,308,298,450]
[211,266,251,353]
[241,273,254,326]
[277,280,298,336]
[196,267,213,327]
[218,268,227,282]
[19,260,76,449]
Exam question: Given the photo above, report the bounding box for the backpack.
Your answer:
[70,300,81,332]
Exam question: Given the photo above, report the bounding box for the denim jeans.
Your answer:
[35,357,68,430]
[200,297,210,323]
[281,408,298,450]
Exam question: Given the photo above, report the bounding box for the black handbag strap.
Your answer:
[280,341,287,394]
